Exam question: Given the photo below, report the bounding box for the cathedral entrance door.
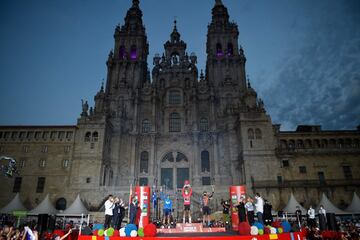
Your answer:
[160,151,189,190]
[176,168,189,189]
[161,168,173,190]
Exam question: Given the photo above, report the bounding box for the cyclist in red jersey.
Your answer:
[182,180,193,223]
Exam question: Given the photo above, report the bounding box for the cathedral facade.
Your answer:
[0,0,359,217]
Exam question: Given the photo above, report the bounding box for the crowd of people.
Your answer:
[0,221,72,240]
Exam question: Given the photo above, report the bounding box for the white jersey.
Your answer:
[104,199,115,215]
[255,197,264,213]
[308,208,315,219]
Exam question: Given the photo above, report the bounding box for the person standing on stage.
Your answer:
[318,205,327,231]
[118,199,126,228]
[221,199,231,227]
[295,206,303,228]
[129,195,139,224]
[201,185,214,227]
[104,195,115,228]
[245,197,255,226]
[307,205,316,228]
[237,195,247,223]
[182,180,193,223]
[263,200,273,225]
[160,190,173,226]
[254,193,264,224]
[112,197,121,229]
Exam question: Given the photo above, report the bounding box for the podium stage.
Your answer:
[157,223,226,234]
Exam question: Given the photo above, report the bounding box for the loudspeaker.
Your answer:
[326,213,338,231]
[81,226,93,235]
[37,214,48,233]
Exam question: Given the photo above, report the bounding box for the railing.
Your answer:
[275,147,360,155]
[252,178,360,189]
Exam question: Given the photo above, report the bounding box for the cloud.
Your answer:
[261,0,360,130]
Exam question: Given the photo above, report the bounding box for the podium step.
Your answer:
[157,223,226,234]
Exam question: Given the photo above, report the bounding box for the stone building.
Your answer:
[0,0,359,217]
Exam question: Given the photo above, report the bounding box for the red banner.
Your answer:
[230,185,246,231]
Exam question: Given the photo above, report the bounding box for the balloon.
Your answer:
[250,226,259,235]
[125,224,137,237]
[119,228,126,237]
[138,228,144,237]
[130,230,137,237]
[97,229,104,236]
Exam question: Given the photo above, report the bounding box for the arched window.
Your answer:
[119,45,126,59]
[248,128,254,139]
[169,90,181,105]
[140,151,149,173]
[92,132,98,142]
[280,140,287,149]
[142,119,151,133]
[321,139,328,148]
[314,139,320,148]
[337,139,344,148]
[297,139,304,148]
[176,152,188,162]
[130,45,137,60]
[169,112,181,132]
[84,132,91,142]
[255,128,262,139]
[305,139,312,148]
[201,150,210,172]
[288,140,295,149]
[216,43,223,57]
[227,43,234,56]
[199,118,209,132]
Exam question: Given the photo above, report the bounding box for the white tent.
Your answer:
[345,192,360,213]
[0,193,27,214]
[28,194,57,215]
[315,193,349,215]
[57,194,88,216]
[283,193,306,214]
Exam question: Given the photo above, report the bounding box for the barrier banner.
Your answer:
[230,185,246,231]
[135,186,151,229]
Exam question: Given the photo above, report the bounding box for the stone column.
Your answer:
[212,133,221,185]
[192,132,201,186]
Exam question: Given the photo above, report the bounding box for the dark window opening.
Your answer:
[140,151,149,173]
[130,45,137,60]
[227,43,234,56]
[36,177,46,193]
[169,112,181,132]
[282,160,289,167]
[202,177,211,186]
[201,150,210,172]
[216,43,224,57]
[299,166,307,174]
[119,45,126,59]
[13,177,22,193]
[139,178,148,186]
[342,166,352,180]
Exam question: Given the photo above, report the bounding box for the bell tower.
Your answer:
[106,0,149,97]
[206,0,247,91]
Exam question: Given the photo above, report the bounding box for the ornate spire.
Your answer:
[132,0,139,7]
[170,19,180,43]
[211,0,229,26]
[123,0,144,33]
[215,0,223,6]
